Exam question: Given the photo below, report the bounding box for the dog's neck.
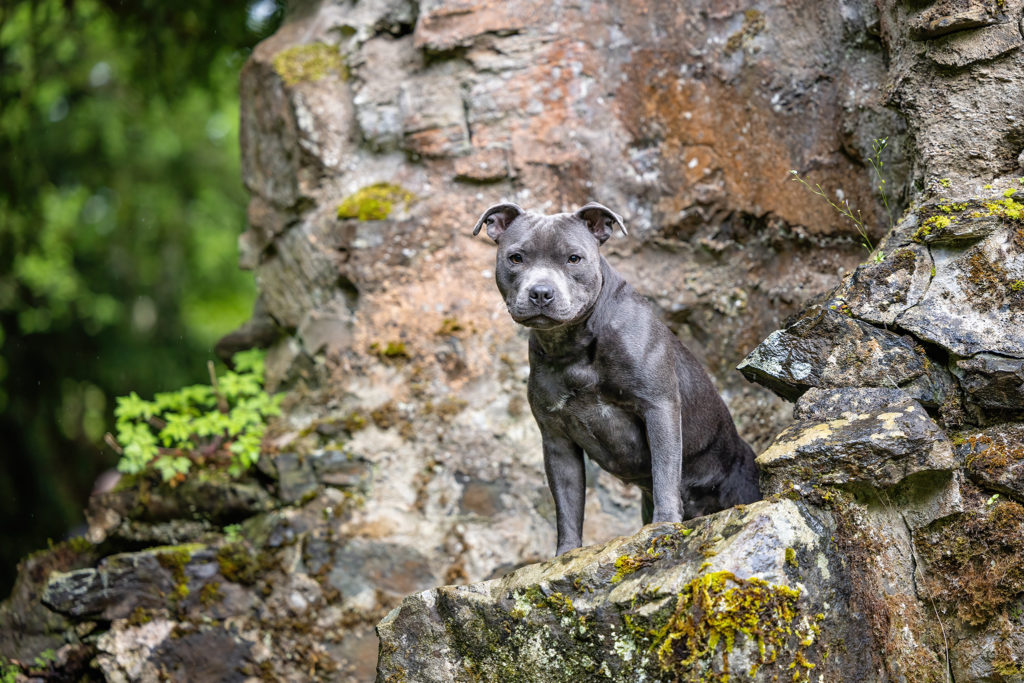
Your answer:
[529,258,619,360]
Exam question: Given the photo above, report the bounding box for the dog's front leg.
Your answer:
[644,402,684,523]
[542,431,586,555]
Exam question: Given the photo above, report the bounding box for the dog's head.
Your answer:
[472,202,626,329]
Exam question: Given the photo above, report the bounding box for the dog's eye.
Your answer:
[567,254,582,264]
[509,253,523,264]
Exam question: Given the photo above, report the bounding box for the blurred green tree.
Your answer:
[0,0,281,594]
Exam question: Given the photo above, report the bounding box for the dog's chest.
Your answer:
[531,360,650,480]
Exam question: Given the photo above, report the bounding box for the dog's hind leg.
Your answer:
[641,490,654,525]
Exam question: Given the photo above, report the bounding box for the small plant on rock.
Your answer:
[790,137,893,262]
[106,349,282,483]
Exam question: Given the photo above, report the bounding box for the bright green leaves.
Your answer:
[110,351,278,483]
[115,391,158,423]
[117,421,159,475]
[153,455,192,482]
[159,413,195,448]
[231,348,266,380]
[218,371,262,400]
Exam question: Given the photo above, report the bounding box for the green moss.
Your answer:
[612,554,647,583]
[638,571,813,680]
[916,489,1024,626]
[217,542,260,585]
[127,605,154,627]
[155,544,202,599]
[273,43,346,86]
[437,317,466,336]
[785,547,798,568]
[985,195,1024,222]
[343,410,368,432]
[964,432,1024,480]
[66,536,92,553]
[516,588,576,615]
[200,581,225,607]
[337,183,416,221]
[370,340,410,359]
[914,182,1024,245]
[724,9,765,55]
[611,531,690,583]
[957,247,1024,311]
[912,215,951,242]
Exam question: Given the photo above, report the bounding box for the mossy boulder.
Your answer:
[41,544,210,621]
[376,499,879,682]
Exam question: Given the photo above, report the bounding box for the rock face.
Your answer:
[380,0,1024,679]
[4,0,1024,680]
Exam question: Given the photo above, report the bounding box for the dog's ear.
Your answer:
[472,203,524,242]
[575,202,627,244]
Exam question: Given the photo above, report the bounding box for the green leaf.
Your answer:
[159,413,195,447]
[231,349,265,380]
[154,389,191,414]
[191,411,230,437]
[179,384,217,408]
[218,371,261,399]
[114,391,156,422]
[226,405,261,435]
[153,455,192,481]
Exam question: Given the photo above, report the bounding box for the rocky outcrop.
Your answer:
[380,0,1024,680]
[378,500,874,682]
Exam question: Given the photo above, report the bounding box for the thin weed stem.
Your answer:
[789,171,875,253]
[868,138,894,231]
[789,136,893,262]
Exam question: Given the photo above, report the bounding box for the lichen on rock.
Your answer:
[336,183,416,221]
[272,42,346,86]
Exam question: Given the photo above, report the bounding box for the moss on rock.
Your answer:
[272,43,346,86]
[337,184,415,221]
[916,486,1024,627]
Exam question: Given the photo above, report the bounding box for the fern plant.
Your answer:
[107,349,281,483]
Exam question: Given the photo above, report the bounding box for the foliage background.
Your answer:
[0,0,281,594]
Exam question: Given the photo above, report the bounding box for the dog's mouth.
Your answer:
[512,313,564,329]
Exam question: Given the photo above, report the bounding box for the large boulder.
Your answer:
[377,499,881,682]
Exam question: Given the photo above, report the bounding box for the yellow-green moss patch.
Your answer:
[337,183,416,221]
[273,43,346,86]
[611,531,690,583]
[217,542,261,585]
[912,215,951,242]
[370,340,410,359]
[645,571,813,679]
[724,9,765,55]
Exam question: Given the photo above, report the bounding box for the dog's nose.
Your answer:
[529,284,554,306]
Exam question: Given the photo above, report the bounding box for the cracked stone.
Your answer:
[757,387,956,495]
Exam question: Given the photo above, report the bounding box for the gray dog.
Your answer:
[473,201,761,555]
